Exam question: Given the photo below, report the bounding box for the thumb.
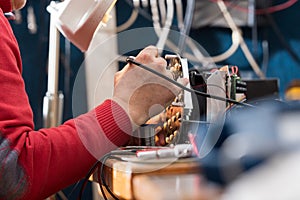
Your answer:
[12,0,26,10]
[177,77,189,87]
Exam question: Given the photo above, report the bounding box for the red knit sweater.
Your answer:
[0,7,131,200]
[0,0,11,12]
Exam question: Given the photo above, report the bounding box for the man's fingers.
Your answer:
[135,46,159,63]
[141,45,159,58]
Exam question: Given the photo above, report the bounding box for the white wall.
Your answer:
[84,7,119,111]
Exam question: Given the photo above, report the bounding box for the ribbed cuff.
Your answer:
[95,99,132,147]
[0,0,12,12]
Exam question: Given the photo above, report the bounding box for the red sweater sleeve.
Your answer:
[0,11,131,200]
[0,0,12,13]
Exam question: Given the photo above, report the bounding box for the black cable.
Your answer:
[126,56,255,108]
[67,180,80,199]
[97,160,109,200]
[98,151,136,200]
[76,160,101,200]
[77,150,136,200]
[95,153,115,200]
[98,155,119,200]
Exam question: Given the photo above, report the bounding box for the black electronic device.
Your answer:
[244,78,279,100]
[189,70,208,121]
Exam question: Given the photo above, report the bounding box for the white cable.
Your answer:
[216,0,265,78]
[156,0,174,54]
[186,30,240,63]
[116,0,140,32]
[150,0,174,54]
[179,0,265,78]
[173,0,209,65]
[149,0,211,64]
[262,40,269,74]
[172,30,239,65]
[175,0,184,31]
[171,0,239,65]
[158,0,166,25]
[178,0,195,54]
[210,31,240,62]
[150,0,162,35]
[141,0,148,8]
[163,35,209,66]
[148,0,244,69]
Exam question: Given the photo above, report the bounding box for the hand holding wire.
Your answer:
[126,56,255,108]
[113,46,186,130]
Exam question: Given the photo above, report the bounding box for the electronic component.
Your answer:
[189,65,247,119]
[154,103,183,146]
[227,66,247,101]
[189,69,228,121]
[136,144,194,159]
[244,79,279,100]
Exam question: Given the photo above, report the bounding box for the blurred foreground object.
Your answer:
[285,79,300,101]
[200,100,300,199]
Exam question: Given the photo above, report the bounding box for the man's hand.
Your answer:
[11,0,26,10]
[113,46,188,130]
